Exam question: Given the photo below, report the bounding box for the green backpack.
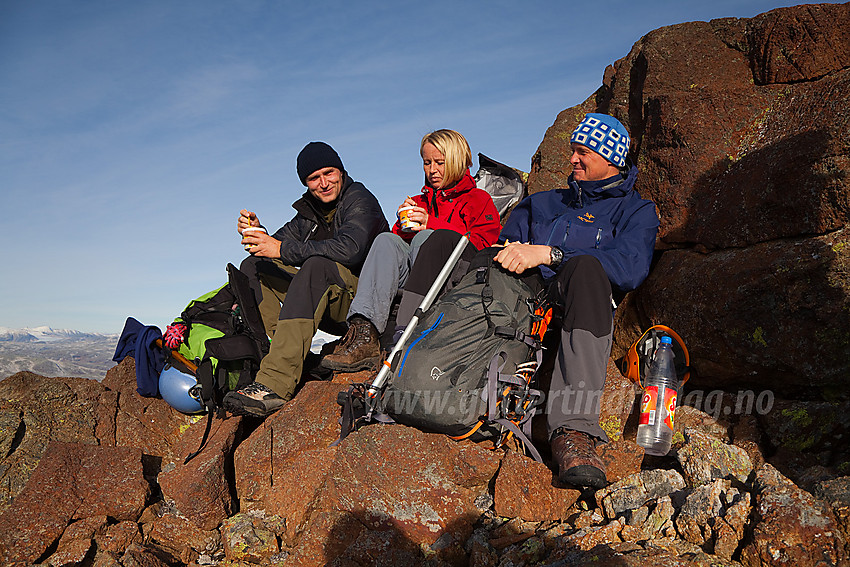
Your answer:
[169,263,270,412]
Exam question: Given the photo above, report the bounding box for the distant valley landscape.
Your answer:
[0,326,335,384]
[0,327,120,382]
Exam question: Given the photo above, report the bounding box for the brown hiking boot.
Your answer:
[550,428,607,489]
[321,315,381,372]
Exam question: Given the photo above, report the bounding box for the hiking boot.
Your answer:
[321,315,381,372]
[223,381,285,418]
[550,428,607,489]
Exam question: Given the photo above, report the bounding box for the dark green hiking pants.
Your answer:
[239,255,358,400]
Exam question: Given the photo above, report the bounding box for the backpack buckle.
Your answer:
[494,325,517,339]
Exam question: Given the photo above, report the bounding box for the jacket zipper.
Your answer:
[305,223,317,242]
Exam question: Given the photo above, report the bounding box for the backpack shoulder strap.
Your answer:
[226,263,269,356]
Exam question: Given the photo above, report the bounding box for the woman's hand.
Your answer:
[397,198,429,231]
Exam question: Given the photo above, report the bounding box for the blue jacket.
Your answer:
[500,164,659,294]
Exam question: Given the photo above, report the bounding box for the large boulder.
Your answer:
[0,372,106,514]
[740,463,848,566]
[233,381,346,545]
[0,360,195,515]
[0,441,149,565]
[529,3,850,393]
[233,380,501,565]
[309,425,500,563]
[159,414,244,531]
[100,356,198,457]
[628,229,849,391]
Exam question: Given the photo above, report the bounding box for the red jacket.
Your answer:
[391,171,501,250]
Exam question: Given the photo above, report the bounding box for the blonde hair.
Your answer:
[420,129,472,188]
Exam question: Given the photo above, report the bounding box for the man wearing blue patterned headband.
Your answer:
[494,113,659,489]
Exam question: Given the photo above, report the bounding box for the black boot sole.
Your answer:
[223,395,284,418]
[559,465,608,490]
[320,356,380,373]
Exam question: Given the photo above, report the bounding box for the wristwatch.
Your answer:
[549,246,564,269]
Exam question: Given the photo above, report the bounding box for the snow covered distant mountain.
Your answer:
[0,327,120,381]
[0,326,115,342]
[0,329,38,342]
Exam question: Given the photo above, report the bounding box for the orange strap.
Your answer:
[449,420,483,440]
[630,325,690,388]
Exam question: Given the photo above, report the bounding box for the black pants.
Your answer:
[395,229,479,326]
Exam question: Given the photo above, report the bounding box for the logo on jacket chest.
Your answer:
[578,213,595,223]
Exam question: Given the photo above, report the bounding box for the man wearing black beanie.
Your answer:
[224,141,389,417]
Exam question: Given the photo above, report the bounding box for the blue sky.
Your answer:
[0,0,815,333]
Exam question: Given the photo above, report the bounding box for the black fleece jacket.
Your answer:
[270,174,389,275]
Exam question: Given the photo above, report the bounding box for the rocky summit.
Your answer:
[1,3,849,566]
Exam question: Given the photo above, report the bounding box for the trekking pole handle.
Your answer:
[366,233,471,398]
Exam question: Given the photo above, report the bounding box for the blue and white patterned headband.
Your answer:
[570,113,630,168]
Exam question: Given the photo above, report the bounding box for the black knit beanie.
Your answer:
[296,141,344,185]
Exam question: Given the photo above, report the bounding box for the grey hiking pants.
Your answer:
[546,255,614,443]
[346,230,433,333]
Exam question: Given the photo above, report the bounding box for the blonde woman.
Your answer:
[322,129,500,372]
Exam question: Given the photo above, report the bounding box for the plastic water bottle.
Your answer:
[636,335,679,456]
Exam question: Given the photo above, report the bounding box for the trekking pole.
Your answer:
[364,232,471,416]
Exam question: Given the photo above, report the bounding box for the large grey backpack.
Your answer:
[378,255,551,460]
